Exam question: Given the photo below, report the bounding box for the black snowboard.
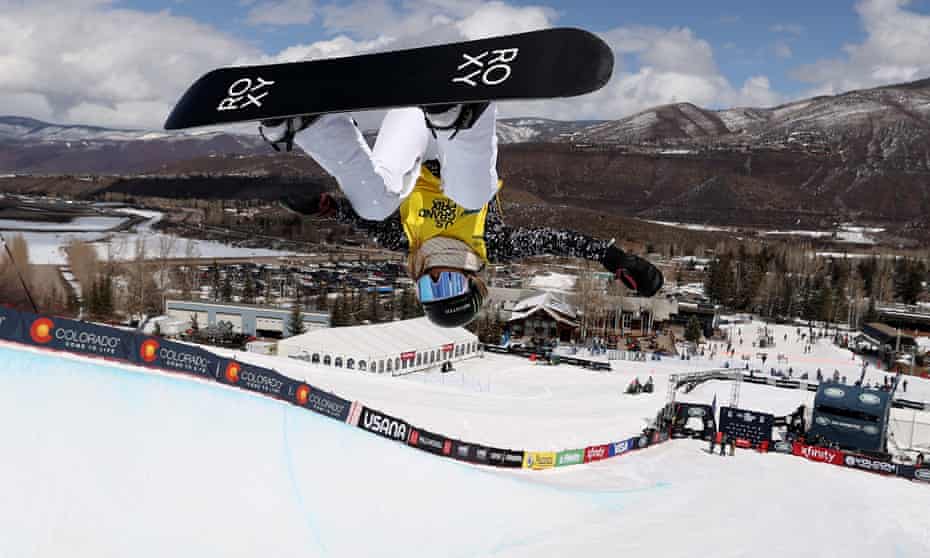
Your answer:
[164,28,613,130]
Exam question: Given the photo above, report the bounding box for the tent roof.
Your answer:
[277,317,477,358]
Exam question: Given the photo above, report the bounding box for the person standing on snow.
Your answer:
[260,102,663,328]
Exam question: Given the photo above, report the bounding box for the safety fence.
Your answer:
[0,306,660,471]
[5,306,924,482]
[482,344,612,371]
[769,440,930,485]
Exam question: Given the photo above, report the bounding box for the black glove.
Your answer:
[279,192,337,217]
[600,243,664,297]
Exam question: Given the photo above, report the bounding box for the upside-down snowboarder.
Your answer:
[260,102,663,328]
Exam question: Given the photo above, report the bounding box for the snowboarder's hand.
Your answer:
[259,116,316,152]
[600,243,664,297]
[279,192,337,217]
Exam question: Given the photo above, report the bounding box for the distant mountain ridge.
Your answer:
[2,77,930,237]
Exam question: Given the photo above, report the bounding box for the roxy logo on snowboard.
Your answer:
[217,77,276,112]
[453,48,519,87]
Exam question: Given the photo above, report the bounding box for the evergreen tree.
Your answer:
[221,273,233,302]
[368,291,384,323]
[242,273,256,304]
[210,261,222,301]
[894,258,926,305]
[287,304,307,336]
[685,316,703,343]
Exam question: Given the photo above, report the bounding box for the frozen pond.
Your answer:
[0,216,128,232]
[3,206,298,265]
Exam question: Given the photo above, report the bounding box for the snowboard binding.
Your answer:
[422,102,489,139]
[259,115,317,152]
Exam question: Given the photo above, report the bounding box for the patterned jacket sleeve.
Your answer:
[331,197,409,253]
[484,202,610,264]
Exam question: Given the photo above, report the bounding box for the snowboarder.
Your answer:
[260,104,663,327]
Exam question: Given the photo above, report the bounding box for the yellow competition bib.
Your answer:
[400,166,498,262]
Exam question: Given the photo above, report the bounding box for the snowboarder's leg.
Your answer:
[431,102,499,210]
[293,109,427,221]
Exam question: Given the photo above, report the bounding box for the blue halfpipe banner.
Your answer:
[291,383,352,422]
[0,306,23,340]
[133,336,219,378]
[17,311,134,361]
[216,358,296,400]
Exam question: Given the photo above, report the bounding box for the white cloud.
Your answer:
[792,0,930,94]
[455,2,555,39]
[246,0,316,26]
[287,4,781,121]
[0,0,786,129]
[0,1,257,129]
[770,23,804,36]
[774,40,793,59]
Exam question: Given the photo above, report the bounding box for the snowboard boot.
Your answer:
[422,102,489,139]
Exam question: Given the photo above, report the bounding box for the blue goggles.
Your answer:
[416,271,470,303]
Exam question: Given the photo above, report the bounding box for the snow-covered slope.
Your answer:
[2,317,930,556]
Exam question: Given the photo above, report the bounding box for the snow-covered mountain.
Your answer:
[0,115,593,174]
[573,77,930,146]
[496,118,602,143]
[0,115,267,174]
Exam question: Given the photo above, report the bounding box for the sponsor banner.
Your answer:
[347,402,363,426]
[719,407,774,447]
[216,359,295,399]
[133,337,218,378]
[407,427,453,457]
[556,449,584,467]
[842,453,897,475]
[792,443,843,466]
[451,440,485,464]
[522,451,557,470]
[442,343,454,352]
[584,444,611,463]
[0,306,22,340]
[400,351,416,361]
[896,465,930,484]
[486,447,516,467]
[357,406,410,443]
[19,312,133,361]
[502,449,526,469]
[772,440,794,454]
[291,383,352,422]
[610,437,638,457]
[457,442,496,466]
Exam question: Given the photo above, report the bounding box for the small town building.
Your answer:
[165,299,329,338]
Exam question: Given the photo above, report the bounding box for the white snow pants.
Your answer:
[294,104,499,221]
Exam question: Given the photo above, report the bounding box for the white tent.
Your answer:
[277,317,480,375]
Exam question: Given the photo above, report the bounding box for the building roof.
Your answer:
[508,306,580,328]
[527,272,577,293]
[276,317,477,359]
[511,292,577,319]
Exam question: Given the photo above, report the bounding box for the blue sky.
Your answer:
[121,0,914,99]
[3,0,930,128]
